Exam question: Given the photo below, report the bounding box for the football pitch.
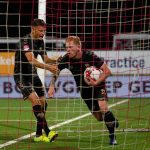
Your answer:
[0,98,149,150]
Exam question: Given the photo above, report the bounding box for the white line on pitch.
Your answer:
[0,99,128,149]
[0,120,35,122]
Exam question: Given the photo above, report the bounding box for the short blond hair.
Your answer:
[65,36,81,46]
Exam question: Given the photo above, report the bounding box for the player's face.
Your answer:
[65,41,80,59]
[32,26,46,40]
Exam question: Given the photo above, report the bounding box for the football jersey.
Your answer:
[14,34,46,77]
[58,50,104,87]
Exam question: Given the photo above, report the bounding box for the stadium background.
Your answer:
[0,0,150,98]
[0,1,150,150]
[1,0,149,50]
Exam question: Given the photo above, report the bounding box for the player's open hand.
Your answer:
[48,85,55,98]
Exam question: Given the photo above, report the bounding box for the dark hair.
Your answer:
[32,18,46,26]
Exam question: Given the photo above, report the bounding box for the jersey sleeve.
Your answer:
[58,54,69,71]
[94,54,104,68]
[21,38,32,53]
[89,51,104,68]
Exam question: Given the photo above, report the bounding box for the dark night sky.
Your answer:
[0,0,150,50]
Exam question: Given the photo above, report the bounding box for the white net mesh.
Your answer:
[0,0,150,149]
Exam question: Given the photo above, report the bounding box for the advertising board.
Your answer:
[0,51,149,76]
[47,51,150,75]
[1,75,150,98]
[0,52,15,75]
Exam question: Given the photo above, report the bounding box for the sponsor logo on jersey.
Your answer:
[23,44,30,51]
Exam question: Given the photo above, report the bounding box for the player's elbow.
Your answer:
[29,58,38,66]
[101,63,112,77]
[106,68,112,77]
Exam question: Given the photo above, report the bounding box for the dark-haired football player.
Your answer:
[14,19,59,142]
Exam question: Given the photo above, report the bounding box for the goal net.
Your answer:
[0,0,150,150]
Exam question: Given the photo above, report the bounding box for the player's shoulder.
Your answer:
[22,34,31,44]
[19,34,32,51]
[83,50,104,61]
[61,53,69,62]
[83,50,94,56]
[82,50,95,58]
[16,34,30,47]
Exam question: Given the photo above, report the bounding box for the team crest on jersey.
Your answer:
[23,44,30,51]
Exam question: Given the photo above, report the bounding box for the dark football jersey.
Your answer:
[58,50,104,88]
[14,34,47,78]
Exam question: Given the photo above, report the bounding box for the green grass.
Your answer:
[0,98,150,150]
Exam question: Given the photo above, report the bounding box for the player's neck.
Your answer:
[30,33,37,39]
[30,33,35,39]
[74,51,82,59]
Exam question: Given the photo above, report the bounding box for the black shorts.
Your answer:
[14,75,44,100]
[81,86,108,112]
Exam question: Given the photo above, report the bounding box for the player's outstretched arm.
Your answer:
[44,55,62,64]
[25,51,59,74]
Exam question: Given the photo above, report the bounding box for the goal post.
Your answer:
[37,0,46,85]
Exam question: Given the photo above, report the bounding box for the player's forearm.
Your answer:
[97,73,109,84]
[31,58,50,69]
[44,55,61,64]
[30,58,59,74]
[50,74,59,86]
[97,66,111,84]
[45,58,57,64]
[100,64,111,78]
[48,73,60,97]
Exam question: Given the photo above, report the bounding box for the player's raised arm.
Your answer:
[25,51,58,74]
[43,55,62,64]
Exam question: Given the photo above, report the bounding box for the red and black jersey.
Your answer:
[14,34,46,78]
[58,50,104,88]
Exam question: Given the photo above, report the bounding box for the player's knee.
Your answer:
[93,111,103,121]
[37,112,45,119]
[105,121,118,128]
[29,96,41,106]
